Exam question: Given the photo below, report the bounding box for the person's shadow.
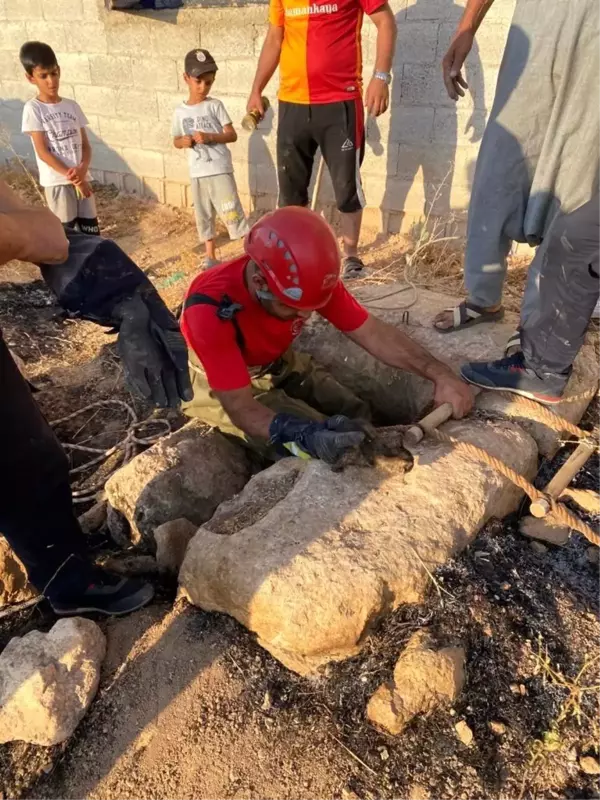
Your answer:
[248,104,277,220]
[367,0,486,235]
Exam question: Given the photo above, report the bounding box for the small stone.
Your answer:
[530,541,548,554]
[379,746,389,761]
[520,516,570,546]
[454,720,474,747]
[519,683,527,695]
[501,582,511,591]
[489,721,506,736]
[580,756,600,775]
[0,538,36,608]
[409,784,431,800]
[367,630,465,735]
[154,518,198,574]
[586,547,599,566]
[0,618,105,745]
[341,788,359,800]
[483,624,493,637]
[261,691,272,711]
[510,683,520,695]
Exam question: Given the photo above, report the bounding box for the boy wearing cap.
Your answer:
[173,49,249,269]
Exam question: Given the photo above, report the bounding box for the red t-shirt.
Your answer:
[181,255,369,391]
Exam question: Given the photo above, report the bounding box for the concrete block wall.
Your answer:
[0,0,515,234]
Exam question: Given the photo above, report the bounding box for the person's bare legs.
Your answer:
[340,209,362,258]
[205,238,216,261]
[433,303,503,331]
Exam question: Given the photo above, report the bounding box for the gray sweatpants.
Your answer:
[44,185,99,235]
[190,173,249,242]
[522,196,600,375]
[465,0,599,318]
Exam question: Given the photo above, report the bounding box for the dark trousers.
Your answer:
[0,331,86,597]
[522,195,600,375]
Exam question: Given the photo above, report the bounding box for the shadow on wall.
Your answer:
[367,0,487,236]
[248,103,277,219]
[0,98,159,206]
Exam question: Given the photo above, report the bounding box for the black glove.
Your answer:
[40,230,193,408]
[269,413,373,466]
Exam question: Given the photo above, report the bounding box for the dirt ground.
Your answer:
[0,167,598,800]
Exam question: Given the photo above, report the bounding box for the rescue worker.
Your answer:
[0,179,192,615]
[181,206,474,463]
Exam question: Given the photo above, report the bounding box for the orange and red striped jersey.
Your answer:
[269,0,384,104]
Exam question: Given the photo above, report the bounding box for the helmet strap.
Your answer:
[256,288,275,303]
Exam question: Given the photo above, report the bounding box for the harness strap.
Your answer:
[183,292,246,354]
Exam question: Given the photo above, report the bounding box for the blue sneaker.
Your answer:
[460,351,569,405]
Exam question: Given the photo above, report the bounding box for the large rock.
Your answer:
[0,538,36,608]
[154,518,198,574]
[297,287,597,454]
[367,630,465,735]
[180,418,537,674]
[105,421,251,546]
[0,617,106,746]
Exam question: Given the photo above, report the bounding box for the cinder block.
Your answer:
[123,172,142,195]
[156,90,181,122]
[121,146,165,179]
[433,107,488,145]
[164,151,192,183]
[400,64,454,107]
[184,182,194,208]
[115,88,158,120]
[89,54,133,86]
[84,112,101,135]
[388,106,435,144]
[132,58,178,91]
[25,21,67,52]
[150,20,200,57]
[59,82,76,100]
[142,176,165,203]
[103,170,124,190]
[437,21,508,66]
[201,27,256,58]
[65,23,107,54]
[55,53,91,84]
[405,0,465,21]
[5,0,42,19]
[362,142,398,177]
[140,124,173,152]
[74,84,116,116]
[107,22,153,55]
[0,50,22,82]
[222,58,258,95]
[98,116,140,148]
[0,0,6,20]
[395,21,439,65]
[81,0,103,21]
[42,0,83,20]
[0,80,35,104]
[91,143,125,172]
[216,95,249,129]
[164,180,185,207]
[0,21,27,50]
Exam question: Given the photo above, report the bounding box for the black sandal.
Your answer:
[343,255,365,280]
[433,300,504,333]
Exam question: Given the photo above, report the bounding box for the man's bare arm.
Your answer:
[214,385,276,439]
[247,24,284,115]
[28,130,71,177]
[365,3,397,117]
[0,180,68,266]
[347,315,474,417]
[442,0,495,100]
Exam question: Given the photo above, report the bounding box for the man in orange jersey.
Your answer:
[247,0,396,280]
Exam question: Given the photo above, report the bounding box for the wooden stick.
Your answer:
[404,388,481,449]
[311,155,326,212]
[530,440,596,518]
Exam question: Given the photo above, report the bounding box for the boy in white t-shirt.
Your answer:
[20,41,100,235]
[172,49,248,269]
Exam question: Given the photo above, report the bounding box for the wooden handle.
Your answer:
[404,403,454,448]
[311,157,326,212]
[530,439,595,518]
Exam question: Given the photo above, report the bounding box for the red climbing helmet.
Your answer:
[244,206,341,310]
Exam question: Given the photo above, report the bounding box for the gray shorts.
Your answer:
[44,185,98,233]
[190,173,249,242]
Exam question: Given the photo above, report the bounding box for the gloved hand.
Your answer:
[269,413,374,466]
[40,230,193,408]
[113,287,193,408]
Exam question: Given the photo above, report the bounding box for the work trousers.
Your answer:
[183,348,371,461]
[0,331,86,597]
[521,196,600,375]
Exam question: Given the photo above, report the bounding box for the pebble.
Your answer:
[489,721,507,736]
[454,720,474,747]
[580,756,600,775]
[261,691,272,711]
[341,788,359,800]
[379,746,389,762]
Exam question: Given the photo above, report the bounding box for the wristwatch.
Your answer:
[373,70,392,85]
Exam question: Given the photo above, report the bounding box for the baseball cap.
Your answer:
[184,49,218,78]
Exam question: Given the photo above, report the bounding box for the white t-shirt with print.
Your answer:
[171,98,234,179]
[21,97,89,188]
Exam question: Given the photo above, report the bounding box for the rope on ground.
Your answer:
[50,399,172,504]
[505,390,598,442]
